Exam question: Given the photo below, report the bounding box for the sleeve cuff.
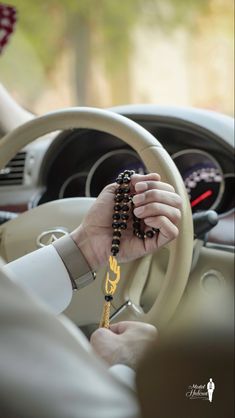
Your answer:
[3,245,73,314]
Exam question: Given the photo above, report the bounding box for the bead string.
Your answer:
[99,170,158,328]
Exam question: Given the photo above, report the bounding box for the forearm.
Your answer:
[3,232,98,314]
[3,244,73,314]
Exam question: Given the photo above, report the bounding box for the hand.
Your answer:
[90,321,157,370]
[71,173,182,270]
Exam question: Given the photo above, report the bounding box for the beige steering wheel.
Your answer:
[0,108,193,328]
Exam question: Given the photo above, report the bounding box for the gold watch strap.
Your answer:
[52,234,96,291]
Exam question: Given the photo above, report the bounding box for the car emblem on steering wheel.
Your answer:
[36,228,69,248]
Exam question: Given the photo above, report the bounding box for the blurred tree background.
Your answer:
[0,0,233,114]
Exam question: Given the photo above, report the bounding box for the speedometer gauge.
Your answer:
[172,149,224,213]
[86,149,146,197]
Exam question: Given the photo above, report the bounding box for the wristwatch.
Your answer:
[52,234,96,291]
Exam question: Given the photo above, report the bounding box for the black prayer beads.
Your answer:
[111,170,158,256]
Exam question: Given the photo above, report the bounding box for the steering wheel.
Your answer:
[0,108,193,328]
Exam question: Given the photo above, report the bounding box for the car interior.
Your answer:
[0,90,234,418]
[0,89,234,336]
[0,1,234,416]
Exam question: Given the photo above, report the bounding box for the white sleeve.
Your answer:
[0,264,140,418]
[110,365,136,390]
[3,245,73,314]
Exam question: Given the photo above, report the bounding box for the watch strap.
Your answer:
[52,234,96,291]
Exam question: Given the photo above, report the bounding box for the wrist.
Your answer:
[70,225,103,271]
[52,234,96,291]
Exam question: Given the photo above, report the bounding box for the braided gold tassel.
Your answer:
[99,301,111,329]
[99,256,121,329]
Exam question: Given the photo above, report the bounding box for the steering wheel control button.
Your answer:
[36,228,69,248]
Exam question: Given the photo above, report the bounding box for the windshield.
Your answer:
[0,0,234,115]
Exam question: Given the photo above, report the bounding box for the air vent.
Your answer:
[0,151,26,186]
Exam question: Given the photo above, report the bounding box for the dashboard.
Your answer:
[0,105,234,244]
[39,141,234,215]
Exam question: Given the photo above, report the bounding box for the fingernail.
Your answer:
[134,206,144,216]
[133,193,145,204]
[135,182,148,192]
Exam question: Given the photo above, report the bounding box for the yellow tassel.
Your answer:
[99,256,121,329]
[99,301,111,329]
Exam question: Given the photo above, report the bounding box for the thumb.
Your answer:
[90,326,116,347]
[101,182,117,195]
[109,321,139,335]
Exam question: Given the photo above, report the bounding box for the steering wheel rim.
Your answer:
[0,107,193,327]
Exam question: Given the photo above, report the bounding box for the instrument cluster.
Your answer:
[171,149,228,213]
[57,146,234,214]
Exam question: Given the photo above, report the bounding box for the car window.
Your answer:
[0,0,234,115]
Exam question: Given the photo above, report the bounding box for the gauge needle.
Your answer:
[191,190,213,208]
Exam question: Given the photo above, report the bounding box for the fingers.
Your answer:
[109,321,135,334]
[131,173,161,185]
[133,188,182,210]
[145,215,179,242]
[90,326,114,346]
[130,174,182,228]
[102,182,118,194]
[91,321,158,368]
[134,180,175,194]
[131,177,181,245]
[133,202,181,225]
[109,321,157,336]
